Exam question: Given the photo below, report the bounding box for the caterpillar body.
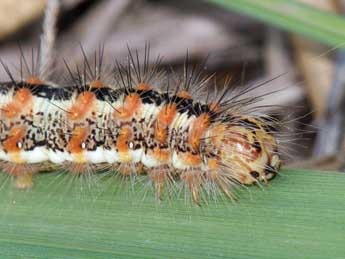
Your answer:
[0,49,281,203]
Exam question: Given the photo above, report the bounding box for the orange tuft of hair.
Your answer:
[68,92,96,120]
[188,113,210,150]
[135,83,151,91]
[26,76,44,85]
[113,93,142,120]
[177,90,192,99]
[208,102,220,112]
[1,88,33,119]
[157,104,176,127]
[155,103,177,143]
[89,80,104,88]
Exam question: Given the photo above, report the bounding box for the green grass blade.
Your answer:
[208,0,345,47]
[0,169,344,258]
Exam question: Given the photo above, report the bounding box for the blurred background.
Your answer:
[1,0,345,170]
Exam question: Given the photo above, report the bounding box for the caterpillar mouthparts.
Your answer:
[0,47,281,203]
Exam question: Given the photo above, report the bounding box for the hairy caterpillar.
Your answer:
[0,45,281,203]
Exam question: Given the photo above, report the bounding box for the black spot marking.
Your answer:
[250,171,260,179]
[252,138,262,152]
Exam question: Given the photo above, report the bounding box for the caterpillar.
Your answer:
[0,45,281,203]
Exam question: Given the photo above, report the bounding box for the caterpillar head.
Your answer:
[205,117,281,185]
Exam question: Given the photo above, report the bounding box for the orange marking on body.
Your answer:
[1,88,33,119]
[68,91,96,120]
[26,76,44,85]
[116,127,132,153]
[177,90,192,99]
[157,104,177,127]
[113,93,142,120]
[3,127,26,153]
[154,127,167,143]
[188,113,210,150]
[89,80,104,88]
[155,103,177,143]
[67,127,89,154]
[151,147,171,162]
[135,83,151,91]
[180,152,202,166]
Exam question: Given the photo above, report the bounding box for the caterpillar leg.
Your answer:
[15,173,34,189]
[147,166,171,201]
[180,169,202,204]
[205,170,236,201]
[265,154,281,181]
[0,162,41,189]
[115,162,145,176]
